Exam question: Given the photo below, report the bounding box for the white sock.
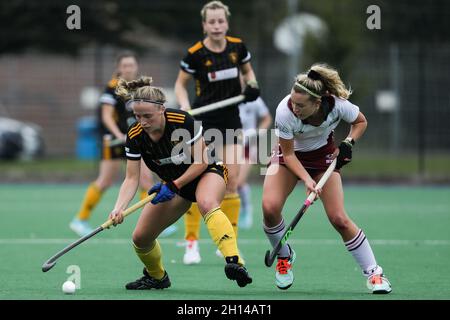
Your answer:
[263,218,290,257]
[345,229,382,277]
[238,184,252,217]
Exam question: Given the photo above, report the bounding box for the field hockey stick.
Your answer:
[264,158,337,267]
[42,193,156,272]
[188,94,245,116]
[102,134,124,149]
[109,138,125,147]
[108,95,245,146]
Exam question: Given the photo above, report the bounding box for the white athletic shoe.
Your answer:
[183,240,201,265]
[159,225,178,238]
[275,247,296,290]
[367,274,392,294]
[70,218,94,237]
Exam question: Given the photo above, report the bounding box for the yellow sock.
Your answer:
[77,183,102,220]
[221,193,241,239]
[133,241,165,280]
[204,207,243,265]
[139,188,148,201]
[184,203,202,240]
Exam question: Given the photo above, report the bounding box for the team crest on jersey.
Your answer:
[229,52,238,64]
[204,59,213,67]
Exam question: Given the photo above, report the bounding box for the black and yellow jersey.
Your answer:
[97,78,135,136]
[125,109,204,182]
[180,36,251,130]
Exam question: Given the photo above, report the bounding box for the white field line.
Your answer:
[0,238,449,245]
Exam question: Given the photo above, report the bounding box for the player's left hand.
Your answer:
[243,80,260,102]
[335,139,353,169]
[148,181,179,204]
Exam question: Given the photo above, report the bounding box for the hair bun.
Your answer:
[307,69,321,81]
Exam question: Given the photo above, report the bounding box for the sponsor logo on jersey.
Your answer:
[207,67,238,82]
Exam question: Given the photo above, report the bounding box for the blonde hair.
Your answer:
[116,76,166,105]
[201,1,231,21]
[293,63,352,100]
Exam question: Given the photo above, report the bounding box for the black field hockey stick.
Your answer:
[42,193,156,272]
[264,159,337,267]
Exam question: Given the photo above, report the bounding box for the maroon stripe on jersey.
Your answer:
[287,99,296,115]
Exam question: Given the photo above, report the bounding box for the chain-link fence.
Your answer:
[0,0,449,179]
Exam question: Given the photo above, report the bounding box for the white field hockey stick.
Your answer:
[188,94,245,116]
[108,95,246,147]
[109,137,126,147]
[103,133,125,148]
[264,159,337,267]
[42,193,156,272]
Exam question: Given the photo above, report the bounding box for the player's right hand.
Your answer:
[109,209,124,226]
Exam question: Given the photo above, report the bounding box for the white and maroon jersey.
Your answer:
[238,97,270,136]
[274,94,359,152]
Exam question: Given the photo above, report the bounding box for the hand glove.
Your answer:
[336,138,354,169]
[243,80,260,102]
[148,181,179,204]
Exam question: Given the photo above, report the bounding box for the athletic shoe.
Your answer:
[125,268,171,290]
[183,240,201,265]
[367,274,392,294]
[275,246,296,290]
[69,218,94,237]
[224,256,252,287]
[159,225,178,238]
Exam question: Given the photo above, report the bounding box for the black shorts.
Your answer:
[195,105,242,131]
[177,163,227,202]
[100,138,125,160]
[201,120,243,146]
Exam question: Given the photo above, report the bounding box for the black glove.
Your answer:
[243,80,260,102]
[336,138,354,169]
